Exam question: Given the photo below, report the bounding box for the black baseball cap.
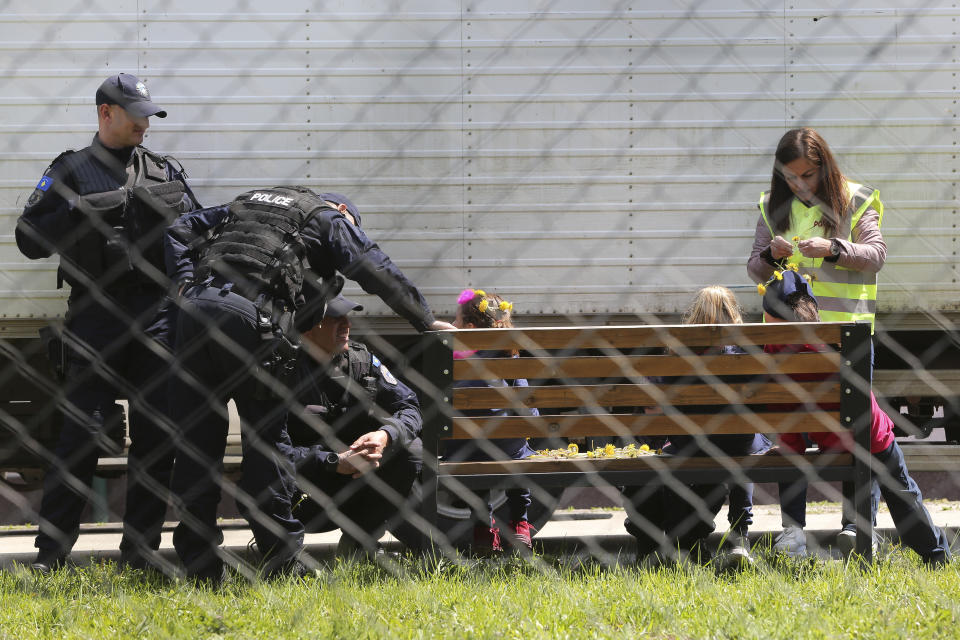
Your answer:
[325,295,363,318]
[95,73,167,118]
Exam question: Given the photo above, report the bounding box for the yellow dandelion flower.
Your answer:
[477,299,489,313]
[803,274,812,282]
[757,283,767,295]
[786,262,799,272]
[604,443,616,456]
[639,444,650,452]
[792,235,800,243]
[499,300,512,312]
[774,270,783,280]
[474,289,486,297]
[567,443,579,454]
[587,450,595,458]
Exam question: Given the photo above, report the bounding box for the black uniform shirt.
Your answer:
[281,342,423,475]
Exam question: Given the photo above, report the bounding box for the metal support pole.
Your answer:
[416,331,453,553]
[841,320,874,564]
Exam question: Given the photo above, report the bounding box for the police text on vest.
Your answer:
[250,192,294,207]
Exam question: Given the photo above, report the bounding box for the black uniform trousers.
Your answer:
[292,448,420,544]
[35,290,175,560]
[169,284,303,575]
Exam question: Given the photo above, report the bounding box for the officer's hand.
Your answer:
[430,320,458,331]
[350,430,391,458]
[797,237,833,258]
[769,235,794,259]
[337,449,381,478]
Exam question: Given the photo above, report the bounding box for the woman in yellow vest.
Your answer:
[747,128,886,330]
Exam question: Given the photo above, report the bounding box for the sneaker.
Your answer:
[30,550,66,574]
[773,526,807,558]
[508,520,535,552]
[718,531,754,570]
[835,528,881,557]
[472,524,503,554]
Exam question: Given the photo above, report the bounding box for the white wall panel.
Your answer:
[0,2,958,322]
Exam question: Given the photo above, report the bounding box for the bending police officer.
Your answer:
[15,73,200,572]
[163,186,452,581]
[282,293,422,556]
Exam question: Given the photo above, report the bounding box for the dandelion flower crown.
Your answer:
[457,288,513,320]
[756,262,813,296]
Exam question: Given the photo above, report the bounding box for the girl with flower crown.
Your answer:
[445,288,539,553]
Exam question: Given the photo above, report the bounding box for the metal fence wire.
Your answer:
[1,1,959,578]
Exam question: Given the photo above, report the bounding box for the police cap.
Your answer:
[96,73,167,118]
[325,295,363,318]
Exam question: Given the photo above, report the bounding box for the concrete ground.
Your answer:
[3,501,960,570]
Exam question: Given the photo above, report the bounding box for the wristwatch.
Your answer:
[829,239,842,257]
[321,451,340,472]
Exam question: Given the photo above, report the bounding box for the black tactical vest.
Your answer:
[198,186,329,306]
[55,140,190,292]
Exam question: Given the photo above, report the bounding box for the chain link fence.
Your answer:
[1,1,959,577]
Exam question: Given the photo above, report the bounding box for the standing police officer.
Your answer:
[15,73,201,572]
[164,186,452,581]
[282,293,422,556]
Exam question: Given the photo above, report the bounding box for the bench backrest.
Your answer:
[419,321,873,480]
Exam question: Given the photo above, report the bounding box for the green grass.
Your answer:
[1,550,958,639]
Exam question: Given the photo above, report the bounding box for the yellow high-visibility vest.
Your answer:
[758,181,883,331]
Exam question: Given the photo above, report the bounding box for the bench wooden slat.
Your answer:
[447,322,844,351]
[453,352,843,381]
[446,411,843,439]
[452,381,841,410]
[438,452,854,475]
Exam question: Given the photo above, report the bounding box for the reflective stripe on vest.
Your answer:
[758,181,883,330]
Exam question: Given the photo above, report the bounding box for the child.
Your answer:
[445,288,538,553]
[623,285,771,566]
[763,270,951,565]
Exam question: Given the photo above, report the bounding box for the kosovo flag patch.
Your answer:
[36,176,53,191]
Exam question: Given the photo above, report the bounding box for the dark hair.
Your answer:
[458,291,513,329]
[768,128,849,237]
[785,293,820,322]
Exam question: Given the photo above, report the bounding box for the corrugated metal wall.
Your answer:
[1,1,957,325]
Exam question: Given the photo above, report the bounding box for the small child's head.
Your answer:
[684,285,743,325]
[454,288,514,329]
[762,270,820,322]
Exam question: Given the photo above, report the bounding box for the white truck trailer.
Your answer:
[1,2,958,469]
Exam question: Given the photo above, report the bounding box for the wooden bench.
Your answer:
[418,321,877,559]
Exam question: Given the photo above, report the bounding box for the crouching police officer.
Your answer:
[15,73,200,572]
[164,186,452,582]
[280,292,421,557]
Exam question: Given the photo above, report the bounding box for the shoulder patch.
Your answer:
[371,354,381,368]
[36,176,53,192]
[378,362,398,386]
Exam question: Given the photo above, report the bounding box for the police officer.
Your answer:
[15,73,200,572]
[164,186,453,581]
[281,293,421,556]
